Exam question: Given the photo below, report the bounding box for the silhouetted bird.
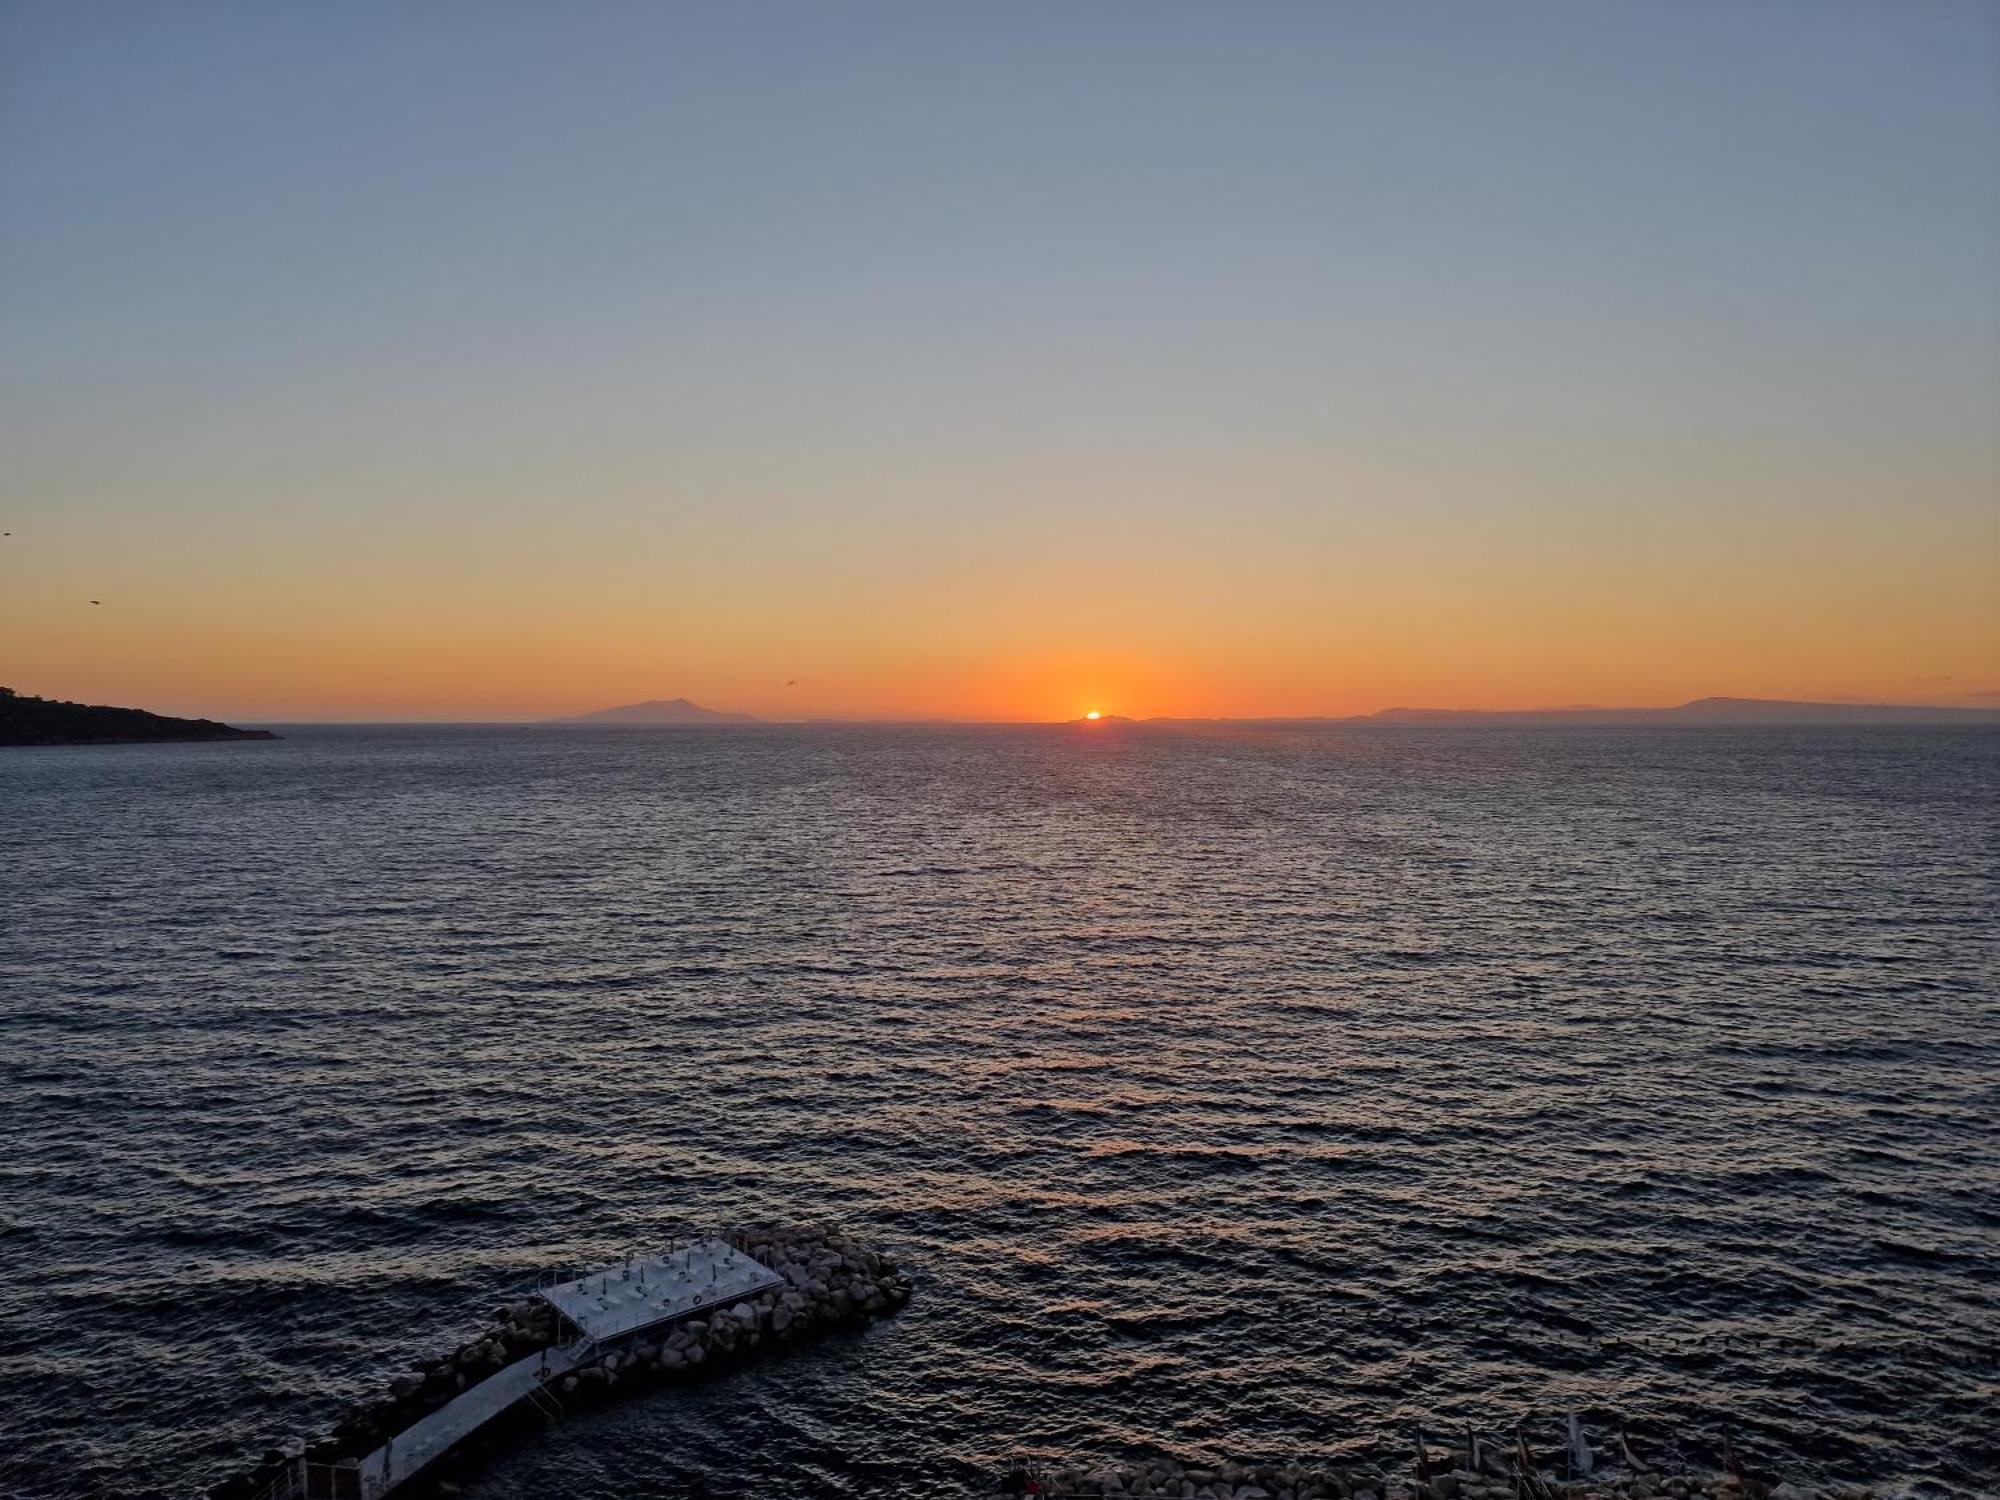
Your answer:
[90,600,100,605]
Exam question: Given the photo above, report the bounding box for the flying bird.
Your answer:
[90,599,101,605]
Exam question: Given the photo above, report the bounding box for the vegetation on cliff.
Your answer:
[0,687,277,746]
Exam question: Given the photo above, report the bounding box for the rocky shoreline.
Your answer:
[999,1454,1875,1500]
[208,1225,911,1499]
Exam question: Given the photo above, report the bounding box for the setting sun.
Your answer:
[1084,710,1102,721]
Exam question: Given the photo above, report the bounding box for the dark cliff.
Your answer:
[0,687,278,746]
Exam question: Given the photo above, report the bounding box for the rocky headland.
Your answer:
[0,687,277,746]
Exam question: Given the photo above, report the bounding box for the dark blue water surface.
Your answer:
[1,724,1995,1499]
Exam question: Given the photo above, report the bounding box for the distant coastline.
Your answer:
[99,694,2000,731]
[1128,696,2000,728]
[553,694,2000,727]
[0,687,277,747]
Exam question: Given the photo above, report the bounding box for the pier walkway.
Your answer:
[348,1239,782,1497]
[355,1344,585,1498]
[231,1226,909,1500]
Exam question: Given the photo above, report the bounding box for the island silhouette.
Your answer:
[551,697,760,725]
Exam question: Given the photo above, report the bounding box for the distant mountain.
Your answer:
[0,687,278,746]
[1134,697,2000,729]
[553,697,759,725]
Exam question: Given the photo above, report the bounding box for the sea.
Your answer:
[1,723,1995,1499]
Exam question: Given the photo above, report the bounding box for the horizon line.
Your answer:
[14,685,2000,727]
[239,700,2000,727]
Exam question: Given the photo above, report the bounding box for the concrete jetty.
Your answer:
[539,1238,784,1346]
[213,1226,911,1500]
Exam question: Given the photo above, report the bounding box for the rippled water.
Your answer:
[2,724,1995,1499]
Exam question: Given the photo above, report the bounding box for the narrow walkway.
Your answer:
[355,1345,585,1498]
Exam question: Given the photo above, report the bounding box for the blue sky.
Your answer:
[2,2,1995,718]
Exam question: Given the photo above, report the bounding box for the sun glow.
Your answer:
[1084,710,1102,720]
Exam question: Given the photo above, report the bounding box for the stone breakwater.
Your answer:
[207,1225,911,1499]
[531,1226,912,1403]
[1003,1456,1877,1500]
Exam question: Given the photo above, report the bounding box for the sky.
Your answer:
[2,1,1996,722]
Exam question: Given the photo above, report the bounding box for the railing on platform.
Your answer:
[526,1383,563,1422]
[245,1459,365,1500]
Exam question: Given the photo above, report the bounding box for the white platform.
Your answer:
[538,1238,783,1344]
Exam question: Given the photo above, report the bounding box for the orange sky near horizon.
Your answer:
[4,444,1995,722]
[4,5,1997,723]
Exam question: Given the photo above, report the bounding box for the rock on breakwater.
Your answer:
[207,1225,911,1499]
[1000,1454,1879,1500]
